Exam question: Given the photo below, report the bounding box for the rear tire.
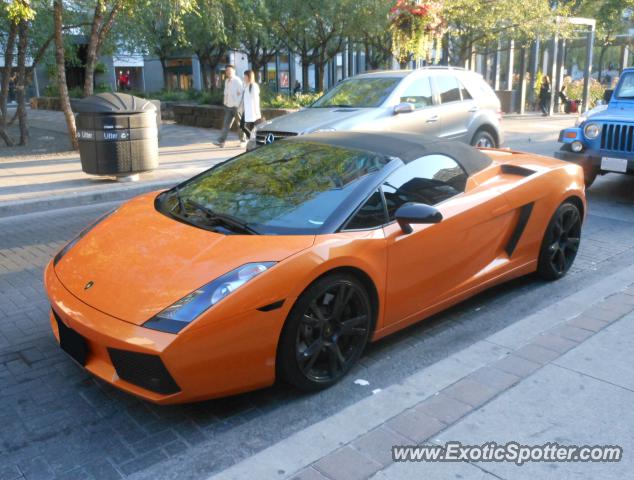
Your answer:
[537,202,582,281]
[471,129,497,148]
[277,273,372,392]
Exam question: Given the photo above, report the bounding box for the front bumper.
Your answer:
[554,148,634,174]
[44,261,282,404]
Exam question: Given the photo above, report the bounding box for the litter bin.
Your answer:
[75,92,159,178]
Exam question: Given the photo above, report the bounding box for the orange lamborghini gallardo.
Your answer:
[45,132,586,404]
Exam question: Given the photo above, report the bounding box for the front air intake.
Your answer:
[108,348,180,395]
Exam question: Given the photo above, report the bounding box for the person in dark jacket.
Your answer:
[539,75,551,116]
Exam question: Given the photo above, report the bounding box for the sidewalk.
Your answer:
[0,108,242,217]
[200,265,634,480]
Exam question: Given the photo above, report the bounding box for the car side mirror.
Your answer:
[394,102,415,115]
[395,202,443,234]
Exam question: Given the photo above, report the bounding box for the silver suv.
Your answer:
[249,67,503,150]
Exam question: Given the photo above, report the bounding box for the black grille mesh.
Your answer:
[108,348,180,395]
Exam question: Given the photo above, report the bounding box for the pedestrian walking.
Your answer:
[539,75,551,116]
[293,80,301,96]
[214,65,245,148]
[240,70,262,141]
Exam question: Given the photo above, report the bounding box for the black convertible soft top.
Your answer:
[287,131,493,176]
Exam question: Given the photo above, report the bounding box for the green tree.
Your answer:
[352,0,393,70]
[184,0,233,90]
[235,0,281,78]
[0,0,35,146]
[575,0,634,81]
[131,0,197,89]
[443,0,563,66]
[270,0,351,92]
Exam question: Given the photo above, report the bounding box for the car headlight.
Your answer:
[584,123,600,139]
[143,262,276,334]
[54,209,116,266]
[314,128,337,133]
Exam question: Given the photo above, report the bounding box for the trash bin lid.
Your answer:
[75,92,157,114]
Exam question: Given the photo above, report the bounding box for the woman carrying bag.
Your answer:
[240,70,262,140]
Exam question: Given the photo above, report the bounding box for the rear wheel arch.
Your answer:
[471,124,499,148]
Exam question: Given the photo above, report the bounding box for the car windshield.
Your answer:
[311,77,400,108]
[159,142,390,234]
[615,72,634,99]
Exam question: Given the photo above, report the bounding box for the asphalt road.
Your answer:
[1,117,634,480]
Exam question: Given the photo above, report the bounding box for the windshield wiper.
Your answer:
[184,198,259,235]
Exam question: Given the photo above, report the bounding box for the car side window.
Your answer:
[399,77,433,109]
[382,155,468,220]
[459,80,473,100]
[437,75,462,104]
[344,190,387,230]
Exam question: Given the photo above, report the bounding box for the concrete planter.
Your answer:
[173,104,297,130]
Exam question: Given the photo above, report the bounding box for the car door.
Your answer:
[382,154,512,328]
[391,76,443,136]
[433,74,475,143]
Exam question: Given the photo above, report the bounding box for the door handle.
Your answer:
[468,106,479,113]
[426,115,439,123]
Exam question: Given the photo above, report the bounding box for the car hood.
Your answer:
[54,192,315,325]
[263,107,374,133]
[589,103,634,122]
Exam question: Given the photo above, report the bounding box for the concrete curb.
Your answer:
[0,178,182,218]
[206,263,634,480]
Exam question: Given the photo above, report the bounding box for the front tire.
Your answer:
[277,273,372,392]
[537,202,582,280]
[471,128,497,148]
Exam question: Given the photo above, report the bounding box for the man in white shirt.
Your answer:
[214,65,245,148]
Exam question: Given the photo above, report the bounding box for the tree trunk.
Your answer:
[301,61,309,93]
[83,0,105,97]
[160,57,169,90]
[16,18,29,145]
[0,21,18,146]
[597,46,607,83]
[54,0,78,150]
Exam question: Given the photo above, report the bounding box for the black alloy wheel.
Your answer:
[278,274,372,391]
[537,202,582,280]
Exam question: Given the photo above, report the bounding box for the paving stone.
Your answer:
[0,464,22,480]
[385,409,446,444]
[532,334,578,354]
[548,324,595,343]
[118,450,168,476]
[81,459,123,480]
[441,377,499,407]
[466,366,520,391]
[413,393,472,424]
[514,343,562,364]
[163,440,189,457]
[493,354,542,377]
[566,314,609,332]
[313,446,382,480]
[352,426,410,467]
[291,467,331,480]
[583,304,628,323]
[18,456,54,480]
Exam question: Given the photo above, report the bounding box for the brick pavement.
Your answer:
[249,287,634,480]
